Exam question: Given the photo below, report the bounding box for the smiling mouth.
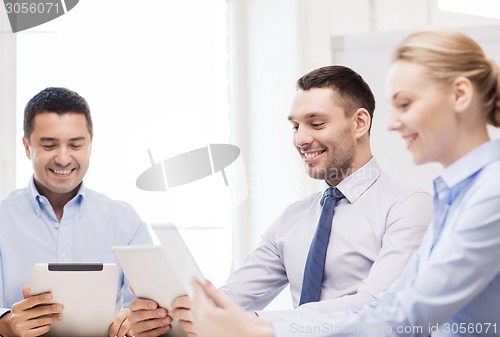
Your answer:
[403,134,418,147]
[301,150,326,161]
[50,168,74,176]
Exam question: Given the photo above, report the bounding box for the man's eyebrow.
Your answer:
[38,136,87,142]
[69,136,86,142]
[305,112,326,119]
[287,112,326,121]
[39,137,58,142]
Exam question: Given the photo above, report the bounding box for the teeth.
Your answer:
[53,169,72,175]
[304,151,322,159]
[403,134,417,146]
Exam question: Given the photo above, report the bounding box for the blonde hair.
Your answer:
[392,28,500,127]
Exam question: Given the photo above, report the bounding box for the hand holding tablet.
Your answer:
[112,223,205,310]
[30,263,119,337]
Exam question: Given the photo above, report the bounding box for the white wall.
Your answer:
[229,0,305,267]
[299,0,500,72]
[0,6,16,198]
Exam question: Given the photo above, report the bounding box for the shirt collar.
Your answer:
[323,157,381,204]
[438,139,500,190]
[27,176,86,216]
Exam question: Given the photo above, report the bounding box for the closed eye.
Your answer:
[311,122,325,128]
[390,101,410,113]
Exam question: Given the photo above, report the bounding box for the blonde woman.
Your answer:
[192,27,500,337]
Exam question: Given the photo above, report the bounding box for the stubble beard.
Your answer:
[307,135,356,184]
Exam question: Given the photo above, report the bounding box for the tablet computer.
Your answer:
[151,223,205,289]
[112,224,204,310]
[30,263,119,337]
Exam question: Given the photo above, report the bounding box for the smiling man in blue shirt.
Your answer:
[0,87,155,337]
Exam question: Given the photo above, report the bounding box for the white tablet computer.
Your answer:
[112,224,204,310]
[30,263,119,337]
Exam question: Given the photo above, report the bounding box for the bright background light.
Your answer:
[15,0,231,287]
[439,0,500,19]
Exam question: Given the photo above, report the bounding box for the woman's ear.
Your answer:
[452,76,473,113]
[352,108,371,139]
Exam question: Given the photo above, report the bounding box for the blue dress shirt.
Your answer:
[0,178,152,318]
[274,139,500,337]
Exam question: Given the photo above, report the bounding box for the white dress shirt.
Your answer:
[273,140,500,337]
[221,157,432,319]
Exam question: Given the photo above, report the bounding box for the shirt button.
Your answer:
[61,253,68,261]
[54,223,60,228]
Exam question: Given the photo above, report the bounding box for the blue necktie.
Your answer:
[299,187,344,305]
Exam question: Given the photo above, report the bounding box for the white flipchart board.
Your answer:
[331,25,500,193]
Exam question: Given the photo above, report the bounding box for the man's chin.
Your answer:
[306,169,327,181]
[307,170,344,183]
[48,182,81,195]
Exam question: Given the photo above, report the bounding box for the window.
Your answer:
[15,0,231,286]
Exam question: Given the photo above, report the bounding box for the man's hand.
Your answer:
[0,286,63,337]
[129,298,172,337]
[108,308,134,337]
[170,295,196,337]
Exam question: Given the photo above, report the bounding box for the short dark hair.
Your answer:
[24,87,93,140]
[297,65,376,132]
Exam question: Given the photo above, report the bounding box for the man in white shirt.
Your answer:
[128,65,432,337]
